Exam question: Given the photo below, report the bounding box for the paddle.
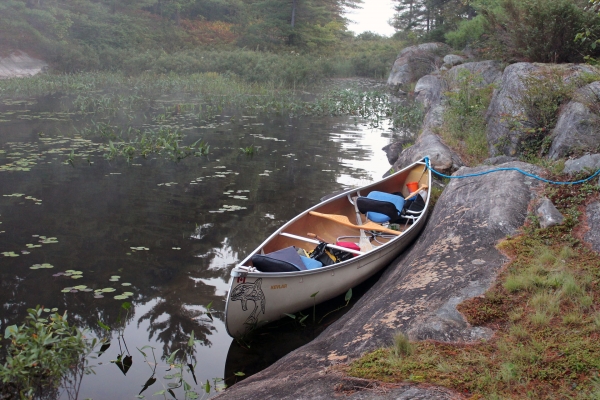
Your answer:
[350,195,373,252]
[308,211,401,235]
[405,184,428,200]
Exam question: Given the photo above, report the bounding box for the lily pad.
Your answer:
[93,294,104,299]
[114,295,128,300]
[121,283,132,286]
[73,285,87,290]
[71,275,83,279]
[101,288,116,293]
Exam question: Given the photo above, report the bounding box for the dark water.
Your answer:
[0,95,394,398]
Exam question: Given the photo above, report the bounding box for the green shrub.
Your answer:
[441,69,494,164]
[0,306,97,399]
[445,15,486,49]
[482,0,600,63]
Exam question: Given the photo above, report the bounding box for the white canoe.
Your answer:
[224,159,432,338]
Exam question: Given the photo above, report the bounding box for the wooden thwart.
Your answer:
[309,211,401,236]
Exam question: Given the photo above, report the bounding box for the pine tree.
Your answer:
[392,0,425,31]
[241,0,362,48]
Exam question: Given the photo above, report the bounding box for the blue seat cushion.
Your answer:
[361,191,405,223]
[300,255,323,270]
[251,246,308,272]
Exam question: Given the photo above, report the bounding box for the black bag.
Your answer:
[309,242,353,266]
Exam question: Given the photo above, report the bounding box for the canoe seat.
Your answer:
[357,191,405,223]
[398,193,426,224]
[251,246,323,272]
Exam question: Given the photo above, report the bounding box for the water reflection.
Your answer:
[0,96,394,398]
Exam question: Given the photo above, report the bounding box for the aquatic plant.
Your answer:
[239,144,256,156]
[0,306,99,399]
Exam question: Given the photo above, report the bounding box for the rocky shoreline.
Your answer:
[216,44,600,399]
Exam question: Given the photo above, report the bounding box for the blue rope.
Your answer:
[423,156,600,185]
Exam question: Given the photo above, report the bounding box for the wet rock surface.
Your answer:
[216,161,542,399]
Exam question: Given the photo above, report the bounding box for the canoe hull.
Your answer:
[224,160,431,338]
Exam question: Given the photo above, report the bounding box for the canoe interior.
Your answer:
[248,163,429,260]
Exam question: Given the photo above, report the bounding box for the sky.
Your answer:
[346,0,396,37]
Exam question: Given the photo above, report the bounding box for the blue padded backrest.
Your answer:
[365,191,405,223]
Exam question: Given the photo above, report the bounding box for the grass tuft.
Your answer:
[391,332,413,358]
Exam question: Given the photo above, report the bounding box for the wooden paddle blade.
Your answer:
[405,184,428,200]
[359,230,373,251]
[309,211,401,236]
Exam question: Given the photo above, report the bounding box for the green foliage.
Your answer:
[481,0,600,63]
[0,0,405,83]
[239,144,256,156]
[440,69,494,164]
[0,306,97,399]
[575,0,600,63]
[392,0,477,38]
[444,15,485,49]
[239,0,358,50]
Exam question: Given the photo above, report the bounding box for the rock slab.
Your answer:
[549,82,600,159]
[387,43,450,92]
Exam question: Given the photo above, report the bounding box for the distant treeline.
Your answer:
[0,0,402,83]
[0,0,599,84]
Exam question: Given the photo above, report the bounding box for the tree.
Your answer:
[240,0,362,48]
[391,0,476,36]
[393,0,424,31]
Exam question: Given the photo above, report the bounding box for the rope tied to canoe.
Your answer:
[423,156,600,185]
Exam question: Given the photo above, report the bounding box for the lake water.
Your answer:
[0,93,397,398]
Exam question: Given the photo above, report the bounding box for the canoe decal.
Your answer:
[230,278,265,326]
